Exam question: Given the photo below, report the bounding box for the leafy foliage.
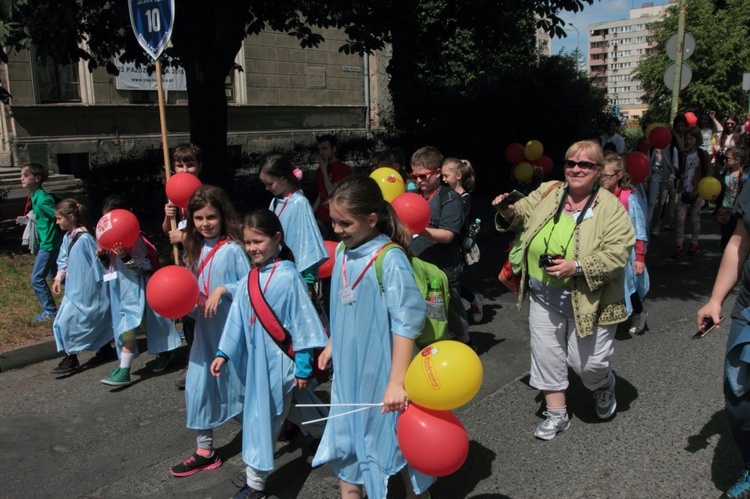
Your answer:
[633,0,750,121]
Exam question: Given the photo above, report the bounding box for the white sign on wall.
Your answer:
[115,59,186,91]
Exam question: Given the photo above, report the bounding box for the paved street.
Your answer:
[0,208,741,498]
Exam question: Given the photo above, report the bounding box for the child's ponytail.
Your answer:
[56,198,93,232]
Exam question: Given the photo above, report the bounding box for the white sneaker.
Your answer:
[628,310,648,334]
[534,411,570,440]
[470,293,484,323]
[594,375,617,420]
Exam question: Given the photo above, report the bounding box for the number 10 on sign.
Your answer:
[128,0,175,61]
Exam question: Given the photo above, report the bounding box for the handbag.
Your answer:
[714,206,733,225]
[247,266,325,378]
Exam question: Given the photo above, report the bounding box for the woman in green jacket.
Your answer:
[493,140,634,440]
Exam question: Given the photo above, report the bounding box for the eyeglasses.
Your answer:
[726,121,737,126]
[600,173,617,180]
[564,160,598,170]
[409,168,439,181]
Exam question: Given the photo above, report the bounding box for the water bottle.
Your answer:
[462,218,481,253]
[426,278,447,322]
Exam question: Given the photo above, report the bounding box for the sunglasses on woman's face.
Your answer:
[409,168,439,181]
[564,160,598,170]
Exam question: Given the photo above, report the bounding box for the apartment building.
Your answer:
[587,1,676,120]
[0,27,391,174]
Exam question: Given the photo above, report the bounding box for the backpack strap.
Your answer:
[247,267,294,360]
[67,231,84,254]
[374,242,403,292]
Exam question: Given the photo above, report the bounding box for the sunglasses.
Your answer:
[409,168,439,181]
[565,160,598,170]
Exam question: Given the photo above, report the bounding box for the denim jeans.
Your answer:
[31,248,58,314]
[725,378,750,471]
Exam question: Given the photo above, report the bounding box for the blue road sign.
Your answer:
[128,0,175,60]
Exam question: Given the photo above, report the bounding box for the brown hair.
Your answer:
[173,143,202,166]
[328,175,413,252]
[22,162,49,183]
[183,186,242,268]
[260,153,301,190]
[242,209,295,265]
[56,198,93,232]
[410,146,444,170]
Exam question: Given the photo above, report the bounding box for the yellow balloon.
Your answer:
[524,140,544,162]
[370,167,406,202]
[697,177,721,201]
[514,162,534,183]
[405,340,483,411]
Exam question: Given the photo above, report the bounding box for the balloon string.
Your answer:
[301,406,377,425]
[296,403,384,407]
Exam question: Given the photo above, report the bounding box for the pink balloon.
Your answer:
[318,240,339,279]
[504,143,526,165]
[625,152,651,185]
[397,404,469,477]
[96,209,140,251]
[685,111,698,127]
[146,265,199,319]
[648,126,672,150]
[166,172,203,209]
[391,193,431,235]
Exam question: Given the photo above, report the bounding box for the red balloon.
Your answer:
[318,240,339,279]
[648,126,672,150]
[146,265,200,319]
[504,143,526,165]
[391,193,431,235]
[685,111,698,127]
[397,404,469,477]
[533,156,554,175]
[166,172,203,209]
[96,209,140,251]
[625,152,651,185]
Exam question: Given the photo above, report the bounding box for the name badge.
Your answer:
[16,216,29,225]
[103,271,118,282]
[177,219,187,231]
[338,287,355,306]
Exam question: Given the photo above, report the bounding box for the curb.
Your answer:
[0,339,61,373]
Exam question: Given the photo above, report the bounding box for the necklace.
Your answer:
[565,196,588,214]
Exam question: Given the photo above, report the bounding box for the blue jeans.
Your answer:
[725,378,750,471]
[31,248,58,314]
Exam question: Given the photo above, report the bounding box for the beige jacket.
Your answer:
[496,181,635,338]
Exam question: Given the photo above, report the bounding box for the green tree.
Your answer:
[633,0,750,122]
[0,0,597,186]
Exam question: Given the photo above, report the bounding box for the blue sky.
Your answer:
[551,0,673,56]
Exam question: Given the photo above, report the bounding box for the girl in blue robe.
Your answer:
[259,153,330,440]
[313,176,435,499]
[259,153,327,282]
[211,209,329,498]
[170,185,250,478]
[51,199,112,374]
[97,196,182,387]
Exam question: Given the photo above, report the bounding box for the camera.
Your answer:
[539,254,557,269]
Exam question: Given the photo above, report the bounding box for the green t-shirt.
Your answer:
[31,188,62,251]
[527,214,576,287]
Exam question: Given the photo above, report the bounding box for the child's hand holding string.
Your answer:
[382,382,408,413]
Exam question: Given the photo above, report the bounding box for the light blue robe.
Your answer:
[185,238,250,430]
[312,234,435,497]
[624,188,650,315]
[106,235,182,356]
[270,191,327,274]
[218,260,329,471]
[53,230,113,354]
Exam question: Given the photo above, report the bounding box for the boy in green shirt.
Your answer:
[20,163,62,321]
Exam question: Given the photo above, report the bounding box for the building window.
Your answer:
[34,56,81,103]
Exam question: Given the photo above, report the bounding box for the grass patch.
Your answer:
[0,252,61,353]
